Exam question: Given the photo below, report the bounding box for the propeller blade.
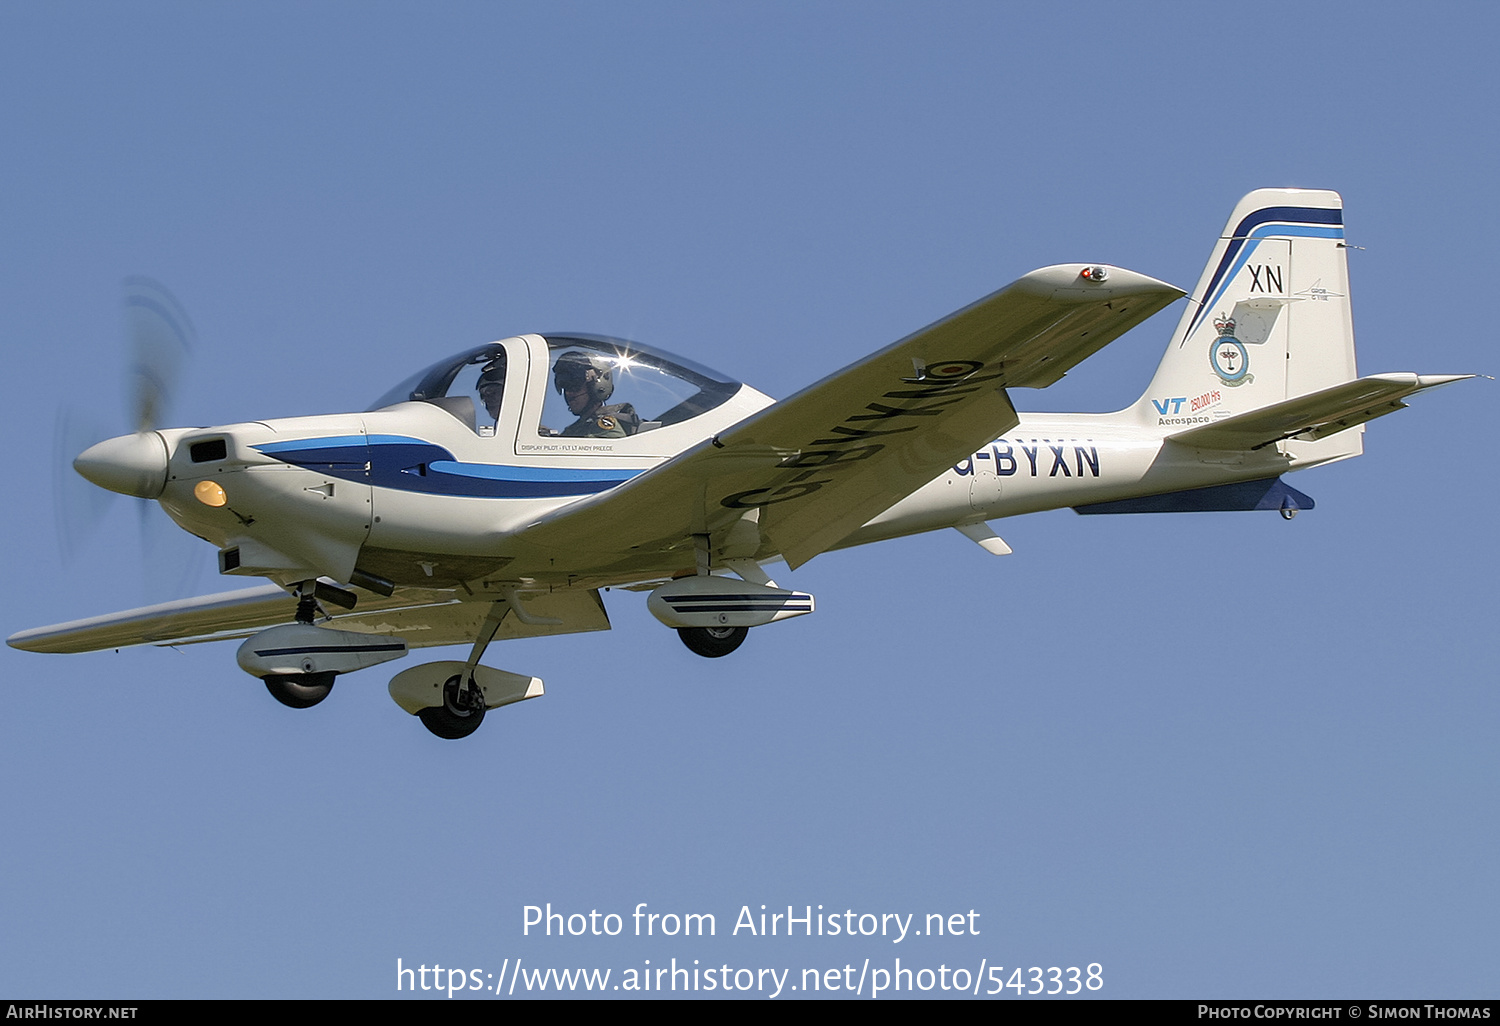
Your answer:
[124,276,195,433]
[139,495,209,604]
[53,406,114,564]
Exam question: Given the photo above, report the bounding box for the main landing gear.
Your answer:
[414,598,504,739]
[386,597,546,740]
[416,675,487,739]
[677,625,748,658]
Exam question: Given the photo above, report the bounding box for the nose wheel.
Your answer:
[417,675,487,739]
[677,625,748,658]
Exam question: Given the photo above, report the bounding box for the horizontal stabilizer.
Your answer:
[1168,373,1474,451]
[1074,476,1313,515]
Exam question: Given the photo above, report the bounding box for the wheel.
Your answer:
[677,625,749,658]
[1280,507,1299,520]
[264,672,336,709]
[417,675,487,739]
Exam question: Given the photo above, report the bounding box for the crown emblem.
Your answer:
[1208,312,1251,387]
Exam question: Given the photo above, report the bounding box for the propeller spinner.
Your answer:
[69,278,193,498]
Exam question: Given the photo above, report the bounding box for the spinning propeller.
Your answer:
[57,278,205,599]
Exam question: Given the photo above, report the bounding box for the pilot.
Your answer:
[476,355,506,423]
[548,350,639,438]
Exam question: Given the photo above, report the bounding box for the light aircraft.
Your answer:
[8,189,1473,739]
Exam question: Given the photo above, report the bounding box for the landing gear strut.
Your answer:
[417,675,487,739]
[254,582,350,709]
[678,625,748,658]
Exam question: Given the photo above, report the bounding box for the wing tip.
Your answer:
[1017,264,1186,299]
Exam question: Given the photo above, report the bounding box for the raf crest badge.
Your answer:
[1210,316,1252,386]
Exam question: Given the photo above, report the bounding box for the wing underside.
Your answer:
[7,584,611,654]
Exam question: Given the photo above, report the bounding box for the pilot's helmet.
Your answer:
[552,351,614,404]
[477,355,506,391]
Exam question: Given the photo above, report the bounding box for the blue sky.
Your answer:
[1,1,1494,1000]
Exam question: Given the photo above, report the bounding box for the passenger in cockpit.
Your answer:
[477,355,506,424]
[547,351,640,438]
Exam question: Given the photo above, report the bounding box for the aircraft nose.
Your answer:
[74,432,170,498]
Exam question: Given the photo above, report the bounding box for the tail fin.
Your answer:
[1134,189,1360,460]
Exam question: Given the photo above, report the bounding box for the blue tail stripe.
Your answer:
[1183,207,1346,341]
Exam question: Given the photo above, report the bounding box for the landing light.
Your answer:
[194,480,228,507]
[1080,266,1109,282]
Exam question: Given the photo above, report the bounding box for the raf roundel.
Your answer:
[1211,337,1249,382]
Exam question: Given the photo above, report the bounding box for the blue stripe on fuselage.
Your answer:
[402,460,638,498]
[252,434,641,499]
[254,434,371,471]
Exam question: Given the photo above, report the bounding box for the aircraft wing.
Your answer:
[7,584,611,654]
[520,264,1184,570]
[1168,373,1475,451]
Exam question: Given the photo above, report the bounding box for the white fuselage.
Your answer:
[157,395,1319,593]
[842,410,1307,549]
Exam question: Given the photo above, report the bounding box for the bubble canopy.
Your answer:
[368,334,744,430]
